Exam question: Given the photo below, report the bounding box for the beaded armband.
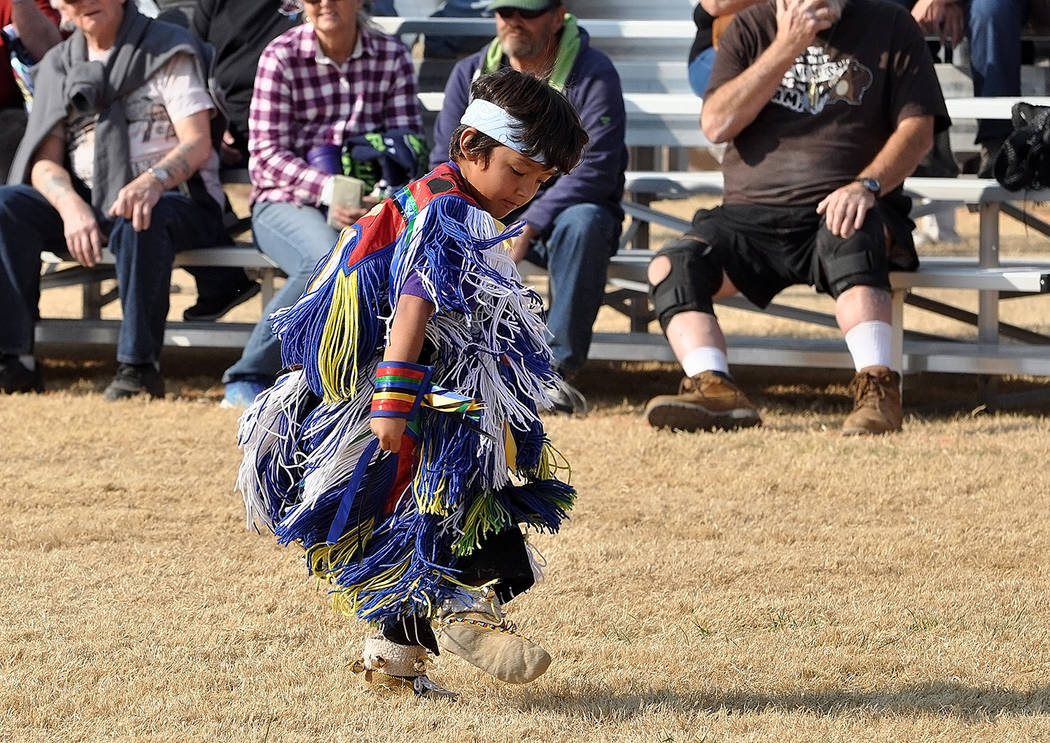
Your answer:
[371,361,433,419]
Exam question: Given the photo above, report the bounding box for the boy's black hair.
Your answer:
[448,67,589,174]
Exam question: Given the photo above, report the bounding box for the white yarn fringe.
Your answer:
[236,369,312,533]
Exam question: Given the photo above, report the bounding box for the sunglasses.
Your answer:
[494,6,554,21]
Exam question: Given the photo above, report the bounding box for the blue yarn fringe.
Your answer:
[325,506,466,623]
[238,373,316,529]
[276,446,398,547]
[273,240,394,399]
[511,417,546,472]
[413,410,481,514]
[392,194,522,315]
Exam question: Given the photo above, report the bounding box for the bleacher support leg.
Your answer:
[82,279,104,320]
[976,201,1002,407]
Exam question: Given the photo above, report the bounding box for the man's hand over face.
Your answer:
[775,0,836,55]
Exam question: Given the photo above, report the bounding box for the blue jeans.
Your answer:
[525,203,619,373]
[688,47,716,99]
[223,200,340,384]
[969,0,1028,143]
[0,184,226,364]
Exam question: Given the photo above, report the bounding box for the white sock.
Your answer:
[681,346,729,377]
[845,320,892,371]
[19,355,35,370]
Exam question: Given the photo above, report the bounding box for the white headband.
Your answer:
[459,98,548,166]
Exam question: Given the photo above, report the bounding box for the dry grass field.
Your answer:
[2,200,1050,742]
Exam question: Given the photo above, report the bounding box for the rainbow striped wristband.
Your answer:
[371,361,433,419]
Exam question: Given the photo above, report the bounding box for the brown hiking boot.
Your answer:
[644,370,761,432]
[841,365,903,436]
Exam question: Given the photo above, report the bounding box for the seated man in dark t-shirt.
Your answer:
[645,0,948,436]
[187,0,298,167]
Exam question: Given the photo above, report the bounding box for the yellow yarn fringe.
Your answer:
[307,518,375,578]
[504,423,517,469]
[317,270,359,403]
[451,490,511,556]
[328,560,475,620]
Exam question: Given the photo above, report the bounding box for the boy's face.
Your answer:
[458,133,557,219]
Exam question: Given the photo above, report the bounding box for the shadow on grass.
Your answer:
[519,680,1050,719]
[576,361,1050,420]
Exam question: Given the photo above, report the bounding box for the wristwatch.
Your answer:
[855,176,881,195]
[146,166,171,186]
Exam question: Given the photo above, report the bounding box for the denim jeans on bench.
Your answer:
[524,202,620,374]
[0,184,226,365]
[223,199,340,386]
[969,0,1027,144]
[884,0,1027,144]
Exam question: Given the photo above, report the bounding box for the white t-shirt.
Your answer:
[56,51,222,207]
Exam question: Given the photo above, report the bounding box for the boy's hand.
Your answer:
[371,417,407,452]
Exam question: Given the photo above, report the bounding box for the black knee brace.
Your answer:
[649,236,723,331]
[816,229,890,298]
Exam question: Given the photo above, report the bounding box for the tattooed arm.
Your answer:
[107,109,214,232]
[30,134,105,267]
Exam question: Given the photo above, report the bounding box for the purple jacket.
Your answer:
[430,25,627,235]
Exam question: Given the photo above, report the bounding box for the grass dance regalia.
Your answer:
[236,161,575,693]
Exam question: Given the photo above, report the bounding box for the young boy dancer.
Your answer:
[236,68,589,699]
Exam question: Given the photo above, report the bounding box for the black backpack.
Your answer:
[995,102,1050,190]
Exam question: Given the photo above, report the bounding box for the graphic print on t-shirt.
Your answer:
[67,95,178,187]
[771,45,873,115]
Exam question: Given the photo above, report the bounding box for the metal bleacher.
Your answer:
[35,1,1050,389]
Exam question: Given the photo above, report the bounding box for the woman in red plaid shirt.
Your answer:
[221,0,425,407]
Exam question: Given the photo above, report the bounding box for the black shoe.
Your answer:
[104,363,165,401]
[0,355,43,394]
[183,280,261,322]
